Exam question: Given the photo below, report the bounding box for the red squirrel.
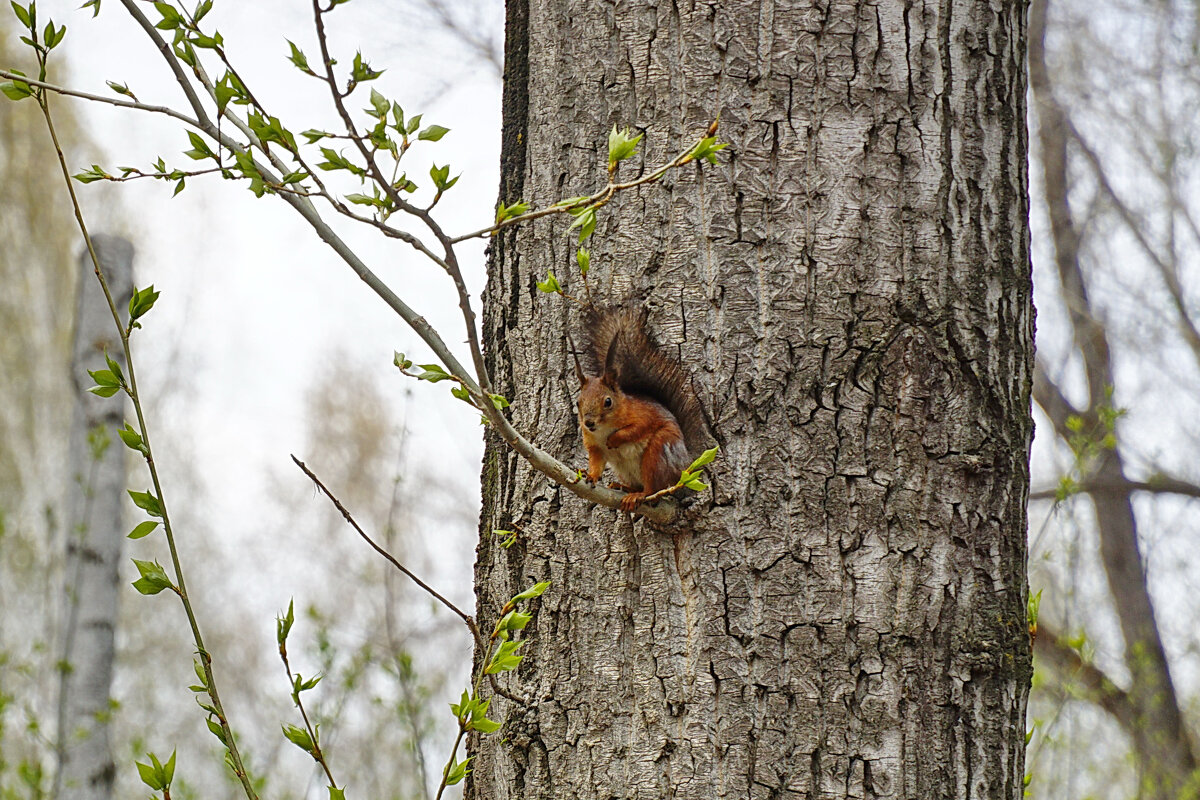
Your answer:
[573,307,705,512]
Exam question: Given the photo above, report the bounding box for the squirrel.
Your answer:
[572,306,705,512]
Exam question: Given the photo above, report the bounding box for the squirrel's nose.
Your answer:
[585,421,596,431]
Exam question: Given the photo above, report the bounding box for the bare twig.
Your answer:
[291,456,481,640]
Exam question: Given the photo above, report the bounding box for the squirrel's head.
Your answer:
[575,332,624,432]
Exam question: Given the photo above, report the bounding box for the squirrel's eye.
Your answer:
[604,396,612,408]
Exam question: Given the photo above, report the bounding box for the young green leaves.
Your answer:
[88,350,125,398]
[450,691,501,734]
[676,446,719,492]
[131,558,175,596]
[135,749,177,796]
[607,125,643,169]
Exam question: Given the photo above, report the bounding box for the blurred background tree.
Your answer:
[3,0,1200,797]
[1027,0,1200,797]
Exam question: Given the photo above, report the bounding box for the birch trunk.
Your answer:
[474,1,1033,797]
[54,236,134,800]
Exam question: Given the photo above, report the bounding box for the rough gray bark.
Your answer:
[54,236,134,800]
[474,1,1033,798]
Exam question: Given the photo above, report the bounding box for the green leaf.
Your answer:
[128,489,164,518]
[128,520,159,540]
[1027,588,1043,628]
[509,581,551,604]
[393,351,412,370]
[405,113,422,135]
[415,363,451,383]
[686,135,728,164]
[248,111,297,151]
[88,384,120,398]
[206,717,227,746]
[495,199,530,223]
[81,0,101,18]
[471,715,501,733]
[329,788,345,800]
[10,2,30,29]
[535,270,560,294]
[449,689,470,719]
[418,124,450,141]
[685,446,719,472]
[193,0,212,22]
[451,385,470,402]
[106,346,127,376]
[135,758,165,790]
[129,284,161,321]
[576,247,590,275]
[88,368,119,388]
[607,125,643,165]
[43,20,65,50]
[106,80,133,98]
[444,755,472,786]
[131,558,173,595]
[367,87,389,117]
[485,639,526,674]
[117,422,145,453]
[493,610,532,637]
[567,207,597,243]
[277,599,294,646]
[193,658,208,689]
[184,130,215,160]
[0,80,32,101]
[349,50,383,84]
[489,393,510,409]
[153,1,181,29]
[429,163,459,192]
[683,477,708,491]
[163,748,176,785]
[282,723,315,755]
[286,39,312,74]
[317,147,366,177]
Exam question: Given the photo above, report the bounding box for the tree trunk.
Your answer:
[474,1,1033,798]
[54,235,134,800]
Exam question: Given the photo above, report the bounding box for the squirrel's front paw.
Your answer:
[619,491,648,512]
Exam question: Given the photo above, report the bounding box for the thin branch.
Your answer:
[279,644,340,792]
[450,141,702,245]
[311,1,492,399]
[1029,474,1200,502]
[291,456,480,640]
[34,82,258,800]
[0,68,201,127]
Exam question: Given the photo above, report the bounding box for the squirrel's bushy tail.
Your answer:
[582,305,707,453]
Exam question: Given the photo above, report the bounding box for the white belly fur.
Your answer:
[605,440,646,489]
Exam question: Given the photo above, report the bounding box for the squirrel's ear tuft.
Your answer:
[603,331,623,384]
[567,334,586,386]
